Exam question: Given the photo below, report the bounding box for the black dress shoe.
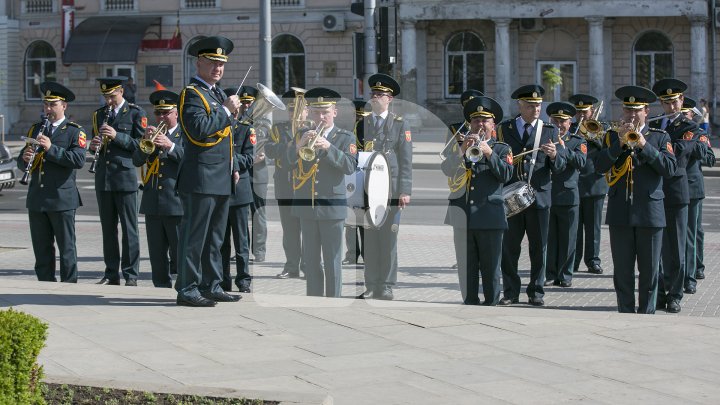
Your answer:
[588,264,604,274]
[529,297,545,306]
[177,295,217,307]
[357,290,375,299]
[97,277,120,286]
[498,297,519,305]
[656,296,667,310]
[201,291,241,302]
[560,281,572,288]
[666,300,681,313]
[236,285,252,293]
[377,288,394,300]
[684,286,697,294]
[276,271,300,279]
[125,279,137,287]
[543,279,556,286]
[696,271,705,280]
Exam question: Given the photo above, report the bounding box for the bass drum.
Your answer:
[345,151,391,228]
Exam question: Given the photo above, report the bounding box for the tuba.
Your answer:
[248,83,287,123]
[290,86,308,138]
[139,121,168,154]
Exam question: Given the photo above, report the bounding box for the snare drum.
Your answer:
[345,151,391,228]
[502,181,536,218]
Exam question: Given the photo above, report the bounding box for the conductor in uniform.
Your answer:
[90,76,146,286]
[569,94,608,275]
[497,85,563,306]
[544,102,587,288]
[17,82,86,282]
[175,36,242,306]
[357,74,413,300]
[132,90,184,288]
[288,87,358,297]
[441,96,513,305]
[594,85,676,314]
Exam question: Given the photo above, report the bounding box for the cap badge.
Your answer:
[159,99,166,105]
[629,96,636,103]
[375,82,382,87]
[101,84,107,90]
[216,48,223,55]
[477,106,484,112]
[578,101,584,106]
[317,96,324,103]
[45,90,51,96]
[242,92,248,97]
[559,110,565,115]
[667,89,672,95]
[532,92,538,98]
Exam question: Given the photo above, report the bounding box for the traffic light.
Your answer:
[377,6,397,66]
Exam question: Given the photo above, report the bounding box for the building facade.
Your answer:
[0,0,715,133]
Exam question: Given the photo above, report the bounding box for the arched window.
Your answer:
[272,34,305,95]
[184,35,206,85]
[634,31,673,88]
[25,41,56,100]
[445,32,485,98]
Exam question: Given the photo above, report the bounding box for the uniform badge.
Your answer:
[580,143,587,154]
[78,131,87,148]
[666,142,674,154]
[683,131,694,140]
[250,131,257,145]
[505,152,513,165]
[405,130,412,142]
[700,135,710,146]
[349,143,357,154]
[141,117,147,129]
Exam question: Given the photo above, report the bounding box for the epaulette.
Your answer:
[544,122,555,128]
[648,127,668,135]
[393,115,403,121]
[128,103,142,110]
[498,118,513,126]
[492,141,510,148]
[66,121,81,128]
[569,133,583,140]
[186,83,197,89]
[338,128,355,137]
[239,120,252,126]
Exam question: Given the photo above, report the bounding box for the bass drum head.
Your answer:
[364,152,391,228]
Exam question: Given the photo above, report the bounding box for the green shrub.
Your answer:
[0,308,48,405]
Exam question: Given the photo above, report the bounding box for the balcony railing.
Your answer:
[271,0,304,7]
[104,0,136,11]
[23,0,54,14]
[183,0,218,8]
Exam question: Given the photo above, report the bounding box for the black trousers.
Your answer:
[574,195,605,271]
[344,225,364,262]
[659,204,688,302]
[547,204,579,283]
[96,190,139,281]
[175,192,229,298]
[609,225,662,314]
[685,198,701,289]
[145,214,181,288]
[453,226,468,300]
[28,209,78,282]
[301,218,344,297]
[278,202,304,275]
[222,204,251,290]
[363,207,400,293]
[465,229,503,305]
[501,205,549,300]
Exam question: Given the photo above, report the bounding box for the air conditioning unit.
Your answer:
[323,13,346,32]
[519,18,544,32]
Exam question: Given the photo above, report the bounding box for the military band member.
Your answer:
[343,99,370,265]
[17,82,86,282]
[90,76,146,286]
[497,85,563,306]
[132,90,184,288]
[357,74,412,301]
[442,96,513,305]
[682,98,715,290]
[238,86,269,263]
[267,90,306,279]
[288,88,358,297]
[650,79,706,313]
[594,85,676,314]
[220,87,256,293]
[175,36,242,306]
[569,94,608,275]
[545,102,587,288]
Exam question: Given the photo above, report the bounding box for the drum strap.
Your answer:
[526,119,543,184]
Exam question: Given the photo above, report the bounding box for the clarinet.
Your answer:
[20,114,50,186]
[89,104,111,173]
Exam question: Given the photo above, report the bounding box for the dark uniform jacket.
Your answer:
[92,101,146,192]
[687,129,714,199]
[288,126,358,220]
[649,115,704,206]
[229,120,255,206]
[17,118,86,211]
[363,113,412,199]
[497,117,564,209]
[570,122,609,197]
[131,125,185,216]
[594,126,677,227]
[551,133,587,206]
[440,140,514,229]
[266,121,296,202]
[177,78,235,196]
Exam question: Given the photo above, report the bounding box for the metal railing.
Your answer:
[271,0,304,7]
[23,0,54,14]
[104,0,135,11]
[183,0,217,8]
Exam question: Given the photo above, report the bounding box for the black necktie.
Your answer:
[523,123,532,142]
[108,109,116,124]
[212,86,225,102]
[374,116,384,133]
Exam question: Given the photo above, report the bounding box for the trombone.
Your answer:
[578,100,604,140]
[439,122,467,161]
[139,121,168,154]
[290,86,308,138]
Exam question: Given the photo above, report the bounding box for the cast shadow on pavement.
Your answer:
[0,293,176,307]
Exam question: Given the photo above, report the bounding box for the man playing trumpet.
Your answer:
[594,85,676,314]
[132,90,184,288]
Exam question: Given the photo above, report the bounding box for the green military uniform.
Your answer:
[92,76,146,285]
[17,82,86,282]
[131,90,184,288]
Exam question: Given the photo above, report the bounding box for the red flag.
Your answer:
[153,80,166,91]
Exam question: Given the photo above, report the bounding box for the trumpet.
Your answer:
[299,121,326,161]
[89,104,111,173]
[139,121,168,154]
[20,114,50,186]
[611,120,642,148]
[464,130,489,163]
[439,122,467,161]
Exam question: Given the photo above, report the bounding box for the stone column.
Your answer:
[400,19,418,105]
[689,15,708,102]
[493,18,512,116]
[586,16,605,114]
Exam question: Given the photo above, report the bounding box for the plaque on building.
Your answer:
[145,65,173,87]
